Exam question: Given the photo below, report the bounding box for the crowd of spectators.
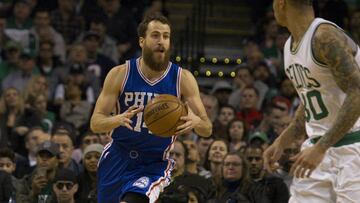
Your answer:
[0,0,359,202]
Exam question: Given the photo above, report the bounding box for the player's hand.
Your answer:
[289,145,326,179]
[116,105,143,130]
[263,140,284,173]
[175,103,201,136]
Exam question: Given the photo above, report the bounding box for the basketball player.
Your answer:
[90,13,212,203]
[263,0,360,202]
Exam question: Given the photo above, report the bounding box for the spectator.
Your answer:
[82,18,119,64]
[0,41,22,85]
[30,9,66,62]
[200,93,218,123]
[22,127,50,170]
[54,62,96,107]
[169,140,188,179]
[274,142,300,189]
[51,0,85,44]
[210,81,233,107]
[257,104,288,143]
[183,140,211,179]
[82,31,116,84]
[17,93,55,134]
[59,81,92,132]
[236,86,263,128]
[77,144,103,203]
[16,140,60,203]
[36,40,65,102]
[0,87,25,148]
[23,75,49,107]
[98,0,138,63]
[51,131,83,175]
[2,51,40,92]
[196,136,214,167]
[203,139,229,189]
[278,78,300,116]
[229,65,268,110]
[213,105,235,140]
[260,18,279,57]
[0,147,19,191]
[228,118,248,152]
[244,146,289,203]
[5,0,35,52]
[248,131,269,151]
[217,152,268,203]
[6,0,33,30]
[72,131,100,163]
[52,168,78,203]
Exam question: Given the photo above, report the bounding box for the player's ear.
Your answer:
[139,37,145,48]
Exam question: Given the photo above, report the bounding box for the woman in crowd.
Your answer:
[203,139,229,189]
[228,118,248,152]
[77,144,103,203]
[0,87,25,148]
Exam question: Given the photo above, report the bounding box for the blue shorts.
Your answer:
[97,141,173,203]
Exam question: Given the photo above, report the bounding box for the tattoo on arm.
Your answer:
[312,24,360,149]
[290,104,306,139]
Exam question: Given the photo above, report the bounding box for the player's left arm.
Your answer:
[312,24,360,151]
[175,69,213,137]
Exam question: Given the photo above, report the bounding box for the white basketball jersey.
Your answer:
[284,18,360,138]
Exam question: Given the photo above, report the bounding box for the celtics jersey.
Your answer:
[284,18,360,138]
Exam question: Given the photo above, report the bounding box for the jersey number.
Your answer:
[134,112,152,133]
[301,90,329,122]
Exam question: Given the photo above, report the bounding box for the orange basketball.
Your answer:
[144,94,187,137]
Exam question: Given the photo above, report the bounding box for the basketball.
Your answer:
[144,94,187,137]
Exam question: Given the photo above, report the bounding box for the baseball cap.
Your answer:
[83,31,101,41]
[248,132,269,144]
[83,144,104,159]
[54,168,77,183]
[37,141,60,156]
[210,81,233,94]
[4,41,22,51]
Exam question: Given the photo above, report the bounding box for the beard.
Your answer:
[143,44,171,71]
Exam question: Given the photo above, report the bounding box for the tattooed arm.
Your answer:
[312,24,360,150]
[277,104,306,146]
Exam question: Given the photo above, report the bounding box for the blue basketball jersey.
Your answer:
[113,57,182,159]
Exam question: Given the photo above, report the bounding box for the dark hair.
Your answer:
[25,126,45,142]
[52,131,75,146]
[137,12,171,38]
[39,40,55,48]
[0,147,15,162]
[227,118,248,143]
[243,85,259,96]
[219,104,236,114]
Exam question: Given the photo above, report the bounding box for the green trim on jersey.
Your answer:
[310,130,360,147]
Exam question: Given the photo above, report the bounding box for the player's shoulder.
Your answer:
[180,68,194,80]
[108,64,128,76]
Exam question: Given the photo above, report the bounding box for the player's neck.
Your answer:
[139,58,167,80]
[287,10,315,44]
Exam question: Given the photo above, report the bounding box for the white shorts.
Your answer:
[289,139,360,203]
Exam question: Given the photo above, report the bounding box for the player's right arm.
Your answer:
[90,65,143,133]
[263,104,306,172]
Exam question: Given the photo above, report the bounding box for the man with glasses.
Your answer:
[52,168,78,203]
